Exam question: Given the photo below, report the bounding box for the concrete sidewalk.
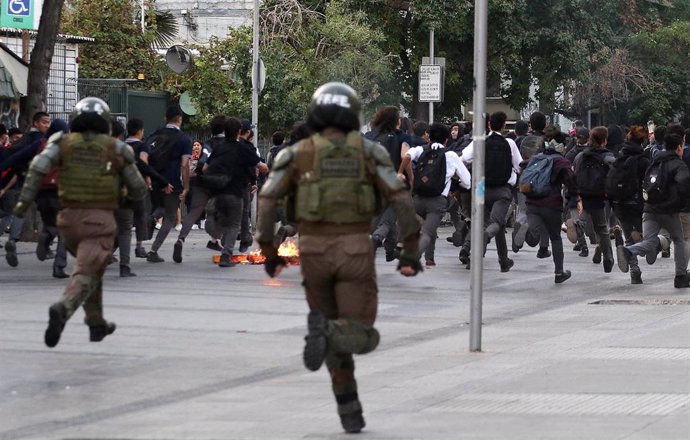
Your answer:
[0,227,688,439]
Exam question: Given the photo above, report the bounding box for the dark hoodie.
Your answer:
[606,125,625,156]
[613,141,649,208]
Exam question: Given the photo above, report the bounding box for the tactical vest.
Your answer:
[293,132,377,224]
[58,133,124,209]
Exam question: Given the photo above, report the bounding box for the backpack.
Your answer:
[576,150,608,197]
[147,129,182,174]
[375,131,402,171]
[518,154,555,198]
[413,146,447,197]
[484,133,513,187]
[519,135,545,160]
[605,156,640,201]
[641,159,669,204]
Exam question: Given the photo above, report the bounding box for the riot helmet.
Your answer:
[69,97,112,134]
[306,82,361,133]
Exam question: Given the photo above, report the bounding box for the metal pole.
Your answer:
[140,0,145,33]
[252,0,260,151]
[469,0,488,352]
[429,28,434,124]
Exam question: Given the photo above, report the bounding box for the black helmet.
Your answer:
[306,82,361,132]
[70,97,111,134]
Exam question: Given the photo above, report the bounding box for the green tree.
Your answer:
[61,0,166,89]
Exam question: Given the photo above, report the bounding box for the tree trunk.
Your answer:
[18,0,66,130]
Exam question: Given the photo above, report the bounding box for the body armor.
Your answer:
[58,133,123,209]
[292,132,376,224]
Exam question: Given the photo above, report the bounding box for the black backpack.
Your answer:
[576,150,608,197]
[375,131,402,171]
[147,129,182,174]
[605,155,640,201]
[484,133,513,187]
[413,146,447,197]
[642,158,669,204]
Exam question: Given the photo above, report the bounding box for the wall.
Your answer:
[154,0,253,43]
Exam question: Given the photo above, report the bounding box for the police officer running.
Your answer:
[256,83,422,434]
[13,98,147,348]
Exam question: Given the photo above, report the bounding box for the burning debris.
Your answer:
[212,239,301,265]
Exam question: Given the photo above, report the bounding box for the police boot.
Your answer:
[303,311,329,371]
[45,303,68,348]
[340,411,365,434]
[90,322,117,342]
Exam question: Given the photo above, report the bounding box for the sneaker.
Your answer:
[554,270,572,284]
[646,243,660,265]
[146,251,164,263]
[89,322,116,342]
[565,219,578,244]
[573,243,582,252]
[206,240,223,252]
[52,266,69,279]
[303,311,329,372]
[173,239,183,263]
[612,226,624,247]
[592,245,602,264]
[458,249,470,265]
[525,228,540,248]
[135,246,147,258]
[425,259,436,267]
[536,247,551,259]
[617,246,631,273]
[499,258,514,273]
[340,411,365,434]
[191,224,199,230]
[661,249,671,258]
[630,269,643,285]
[603,259,614,273]
[45,303,67,348]
[119,265,136,277]
[674,275,690,288]
[174,224,182,231]
[155,222,161,230]
[36,232,51,261]
[385,248,400,262]
[218,253,236,267]
[5,239,17,267]
[512,222,528,252]
[238,240,252,253]
[578,246,589,257]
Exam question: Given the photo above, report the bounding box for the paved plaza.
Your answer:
[1,227,689,439]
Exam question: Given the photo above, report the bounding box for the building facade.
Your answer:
[154,0,253,44]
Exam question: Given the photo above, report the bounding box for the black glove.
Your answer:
[396,254,423,276]
[264,254,287,278]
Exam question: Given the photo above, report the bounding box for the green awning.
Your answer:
[0,43,28,98]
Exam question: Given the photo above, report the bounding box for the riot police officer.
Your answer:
[256,83,422,433]
[13,98,147,348]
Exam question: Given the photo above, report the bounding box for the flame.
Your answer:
[213,238,300,265]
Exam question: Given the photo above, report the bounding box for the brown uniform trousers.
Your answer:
[56,208,116,326]
[300,233,379,417]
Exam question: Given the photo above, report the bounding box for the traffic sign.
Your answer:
[0,0,42,30]
[419,64,443,102]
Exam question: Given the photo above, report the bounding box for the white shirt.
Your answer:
[460,131,523,186]
[406,143,472,197]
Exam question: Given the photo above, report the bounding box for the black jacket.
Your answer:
[613,142,650,208]
[644,151,690,214]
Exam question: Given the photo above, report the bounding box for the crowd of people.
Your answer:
[2,85,690,434]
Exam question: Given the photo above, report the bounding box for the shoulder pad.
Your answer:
[272,145,296,170]
[363,138,393,166]
[115,140,136,164]
[47,130,65,145]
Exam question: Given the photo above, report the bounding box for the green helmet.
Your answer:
[71,97,111,122]
[307,82,361,132]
